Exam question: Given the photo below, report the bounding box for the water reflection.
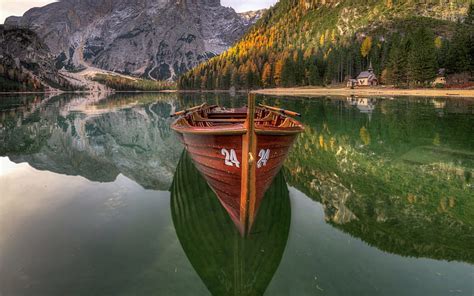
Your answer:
[0,93,183,190]
[0,93,473,295]
[277,96,474,263]
[171,152,290,296]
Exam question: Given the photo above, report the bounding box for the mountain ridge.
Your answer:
[0,25,78,91]
[5,0,262,81]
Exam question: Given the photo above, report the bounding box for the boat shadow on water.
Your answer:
[170,151,291,296]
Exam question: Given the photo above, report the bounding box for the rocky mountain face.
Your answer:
[0,26,75,91]
[238,9,266,26]
[5,0,261,80]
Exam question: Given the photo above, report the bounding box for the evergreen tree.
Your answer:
[447,22,472,74]
[281,55,296,87]
[306,56,321,85]
[407,28,437,85]
[293,50,304,85]
[386,34,408,86]
[324,50,337,85]
[274,58,285,87]
[231,68,239,89]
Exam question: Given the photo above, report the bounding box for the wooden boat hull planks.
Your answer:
[171,95,304,235]
[180,132,298,234]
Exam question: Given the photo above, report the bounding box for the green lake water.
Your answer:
[0,92,473,295]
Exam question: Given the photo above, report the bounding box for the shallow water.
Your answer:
[0,92,473,296]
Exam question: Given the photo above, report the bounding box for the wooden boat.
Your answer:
[171,94,304,235]
[171,151,291,295]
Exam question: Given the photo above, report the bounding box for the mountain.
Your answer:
[5,0,261,81]
[178,0,473,89]
[0,26,76,91]
[238,9,267,26]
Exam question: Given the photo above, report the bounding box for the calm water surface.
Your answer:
[0,93,473,295]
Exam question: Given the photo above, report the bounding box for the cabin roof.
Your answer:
[357,71,376,79]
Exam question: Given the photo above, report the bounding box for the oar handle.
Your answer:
[170,103,207,118]
[259,104,301,117]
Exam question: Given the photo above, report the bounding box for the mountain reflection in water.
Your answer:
[0,93,473,296]
[0,93,182,190]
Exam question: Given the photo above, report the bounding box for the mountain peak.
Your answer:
[5,0,259,80]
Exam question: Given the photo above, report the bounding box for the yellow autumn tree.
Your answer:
[319,33,325,47]
[434,36,443,49]
[331,29,337,43]
[360,127,371,145]
[361,36,373,58]
[262,63,272,88]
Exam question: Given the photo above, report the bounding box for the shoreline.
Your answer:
[2,87,474,98]
[252,87,474,98]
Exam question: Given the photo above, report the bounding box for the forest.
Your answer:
[178,1,474,90]
[0,63,44,92]
[91,74,176,91]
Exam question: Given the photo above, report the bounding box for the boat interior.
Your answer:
[173,105,303,131]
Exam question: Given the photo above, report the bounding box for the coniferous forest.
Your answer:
[179,0,474,90]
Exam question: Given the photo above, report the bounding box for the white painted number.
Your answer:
[257,149,271,168]
[221,149,240,168]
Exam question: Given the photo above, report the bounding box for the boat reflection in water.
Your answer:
[171,151,291,296]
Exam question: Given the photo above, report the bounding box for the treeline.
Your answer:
[178,2,473,90]
[0,63,43,92]
[0,60,83,92]
[92,74,176,91]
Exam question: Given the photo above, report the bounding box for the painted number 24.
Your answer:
[221,148,271,169]
[221,149,240,168]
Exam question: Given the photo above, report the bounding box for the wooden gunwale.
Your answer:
[173,129,247,135]
[171,109,303,136]
[172,127,303,136]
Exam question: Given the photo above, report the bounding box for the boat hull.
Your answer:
[179,132,298,234]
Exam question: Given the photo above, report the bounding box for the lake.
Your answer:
[0,92,473,296]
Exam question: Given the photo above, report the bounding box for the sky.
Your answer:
[0,0,278,24]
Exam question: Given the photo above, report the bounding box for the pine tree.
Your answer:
[231,67,239,89]
[324,50,337,85]
[274,58,285,87]
[447,22,471,74]
[407,28,437,85]
[386,35,408,86]
[293,50,304,85]
[281,55,296,87]
[306,56,321,85]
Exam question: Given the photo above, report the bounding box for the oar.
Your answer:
[258,104,301,117]
[170,103,207,118]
